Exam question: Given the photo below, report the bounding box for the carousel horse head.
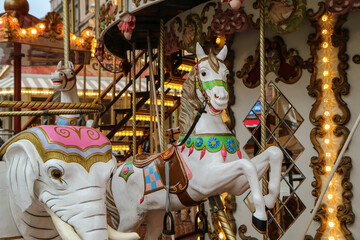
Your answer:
[51,61,77,92]
[180,42,229,133]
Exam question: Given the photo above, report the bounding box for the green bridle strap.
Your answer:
[196,80,228,91]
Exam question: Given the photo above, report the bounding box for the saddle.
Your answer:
[134,146,201,207]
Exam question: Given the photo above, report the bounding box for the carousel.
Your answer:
[0,0,360,239]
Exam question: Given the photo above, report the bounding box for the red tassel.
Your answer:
[237,149,242,159]
[181,144,185,152]
[200,148,206,160]
[140,196,144,204]
[188,146,194,156]
[221,147,227,162]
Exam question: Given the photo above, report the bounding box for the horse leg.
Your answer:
[144,210,165,240]
[251,146,283,209]
[189,160,267,228]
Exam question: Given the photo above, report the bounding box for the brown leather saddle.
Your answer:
[134,146,202,207]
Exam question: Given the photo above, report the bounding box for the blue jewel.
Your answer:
[195,137,203,147]
[208,137,220,149]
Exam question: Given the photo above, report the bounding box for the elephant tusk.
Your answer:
[108,225,140,240]
[45,206,82,240]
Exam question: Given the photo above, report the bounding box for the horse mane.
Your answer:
[179,67,202,134]
[208,51,220,73]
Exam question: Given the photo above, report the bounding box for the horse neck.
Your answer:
[195,107,231,134]
[60,85,79,103]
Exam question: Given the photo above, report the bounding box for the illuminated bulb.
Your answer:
[329,181,332,186]
[327,194,333,200]
[325,166,332,172]
[326,152,331,157]
[324,124,330,130]
[216,37,221,45]
[80,38,84,44]
[323,98,329,103]
[323,42,329,48]
[323,83,329,89]
[324,111,330,116]
[0,19,3,24]
[328,237,335,240]
[86,30,91,36]
[324,139,330,144]
[39,23,45,29]
[322,15,328,22]
[219,232,224,240]
[322,29,328,35]
[328,221,335,227]
[322,57,329,63]
[31,28,37,35]
[323,70,329,76]
[12,18,18,23]
[21,29,26,35]
[328,207,334,213]
[72,35,77,40]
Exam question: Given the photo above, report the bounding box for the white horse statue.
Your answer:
[109,43,283,239]
[51,61,93,127]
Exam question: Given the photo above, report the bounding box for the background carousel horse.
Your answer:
[0,125,139,240]
[51,61,93,127]
[108,43,283,239]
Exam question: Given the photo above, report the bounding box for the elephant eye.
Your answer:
[51,169,63,183]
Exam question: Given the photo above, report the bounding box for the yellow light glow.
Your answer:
[216,37,221,45]
[324,124,331,130]
[21,29,26,35]
[327,194,333,200]
[79,38,84,44]
[324,111,330,116]
[323,70,329,77]
[177,64,193,72]
[39,23,45,29]
[323,57,329,63]
[12,18,18,23]
[329,221,335,227]
[323,84,329,89]
[86,30,91,36]
[72,35,77,40]
[112,145,130,151]
[31,28,37,35]
[115,131,143,137]
[324,139,330,144]
[328,237,335,240]
[322,15,328,22]
[0,19,3,24]
[322,29,328,35]
[219,232,224,240]
[323,98,329,103]
[326,152,331,157]
[323,42,329,48]
[329,181,332,186]
[328,207,334,213]
[325,166,332,172]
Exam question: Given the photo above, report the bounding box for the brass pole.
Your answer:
[160,19,165,151]
[209,196,236,240]
[63,0,70,68]
[83,64,87,102]
[71,0,75,33]
[132,43,137,155]
[112,55,116,125]
[259,0,268,238]
[147,36,154,153]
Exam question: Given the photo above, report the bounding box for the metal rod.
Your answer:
[0,109,98,117]
[0,100,102,110]
[301,111,360,239]
[132,42,137,155]
[71,0,75,33]
[95,0,100,39]
[63,0,70,68]
[13,43,22,134]
[160,19,165,152]
[112,55,116,125]
[147,34,154,153]
[83,64,87,102]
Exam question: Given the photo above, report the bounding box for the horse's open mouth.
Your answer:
[52,80,63,85]
[210,105,222,113]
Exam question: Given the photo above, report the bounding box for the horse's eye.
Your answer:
[226,73,229,78]
[201,71,206,77]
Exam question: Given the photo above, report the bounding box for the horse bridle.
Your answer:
[58,69,76,92]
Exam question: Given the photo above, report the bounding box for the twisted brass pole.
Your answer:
[0,109,98,117]
[63,0,70,68]
[132,43,137,156]
[259,0,268,239]
[160,19,165,152]
[209,196,236,240]
[0,100,102,110]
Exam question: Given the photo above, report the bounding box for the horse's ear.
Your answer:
[216,45,228,61]
[68,61,74,69]
[196,42,206,62]
[57,61,63,69]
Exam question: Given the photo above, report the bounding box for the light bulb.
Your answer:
[324,139,330,144]
[31,28,37,35]
[323,84,329,89]
[39,23,45,29]
[323,57,329,63]
[324,111,330,116]
[322,15,328,22]
[323,70,329,76]
[322,29,328,35]
[329,221,335,227]
[21,29,26,35]
[328,236,335,240]
[326,152,331,157]
[216,37,221,45]
[323,42,329,48]
[328,207,334,213]
[324,124,331,130]
[327,194,333,200]
[325,166,332,172]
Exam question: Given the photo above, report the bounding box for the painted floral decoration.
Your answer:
[164,27,179,56]
[186,137,192,145]
[208,137,220,149]
[118,15,136,40]
[226,138,237,153]
[195,137,203,147]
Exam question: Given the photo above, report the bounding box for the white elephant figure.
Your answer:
[0,125,139,240]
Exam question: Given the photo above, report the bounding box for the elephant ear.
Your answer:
[3,140,40,212]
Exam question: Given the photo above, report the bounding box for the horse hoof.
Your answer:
[252,215,267,234]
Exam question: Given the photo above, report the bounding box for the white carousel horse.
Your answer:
[51,61,93,127]
[109,43,283,239]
